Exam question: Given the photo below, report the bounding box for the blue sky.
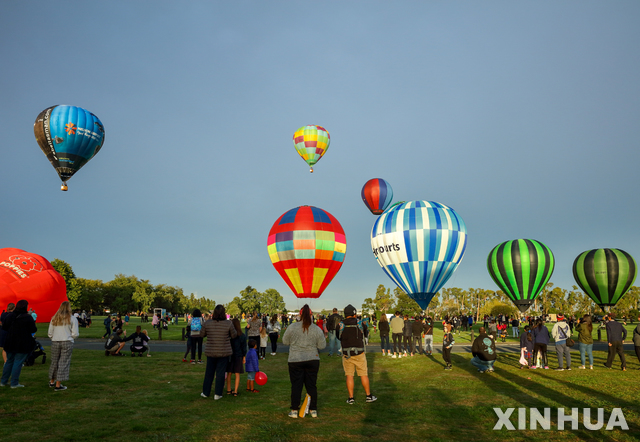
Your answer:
[1,1,639,310]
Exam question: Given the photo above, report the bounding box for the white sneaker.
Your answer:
[288,410,298,419]
[310,410,318,418]
[271,353,276,356]
[200,393,208,398]
[214,395,223,400]
[392,354,397,359]
[578,366,585,369]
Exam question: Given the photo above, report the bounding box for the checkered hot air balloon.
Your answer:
[268,206,346,299]
[370,201,467,309]
[34,105,105,191]
[572,248,637,310]
[361,178,394,215]
[487,239,555,313]
[292,125,330,173]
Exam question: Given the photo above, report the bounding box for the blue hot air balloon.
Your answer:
[370,201,468,309]
[361,178,394,215]
[34,105,105,191]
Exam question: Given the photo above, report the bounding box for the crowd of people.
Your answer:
[1,299,638,420]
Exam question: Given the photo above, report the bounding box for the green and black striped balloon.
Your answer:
[572,248,637,309]
[487,239,555,313]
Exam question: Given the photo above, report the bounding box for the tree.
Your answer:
[373,285,394,313]
[225,296,242,317]
[239,286,261,314]
[74,278,105,312]
[361,297,375,315]
[393,287,422,317]
[259,288,285,315]
[51,259,82,308]
[132,279,154,313]
[103,274,139,313]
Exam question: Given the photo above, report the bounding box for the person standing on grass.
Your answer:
[390,311,404,358]
[423,317,434,356]
[188,309,204,364]
[259,326,268,360]
[442,323,454,370]
[245,339,260,393]
[200,304,237,400]
[471,326,496,373]
[511,317,520,338]
[603,314,627,371]
[633,316,640,367]
[378,314,390,356]
[519,325,534,369]
[402,315,413,356]
[575,315,594,370]
[532,320,550,369]
[182,325,192,362]
[326,308,342,357]
[245,312,262,351]
[0,303,16,363]
[411,317,423,356]
[551,314,572,371]
[102,315,112,338]
[339,304,377,405]
[48,301,79,391]
[282,304,326,419]
[267,314,281,356]
[226,318,246,396]
[1,300,37,388]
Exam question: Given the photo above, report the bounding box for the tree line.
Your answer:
[362,283,640,319]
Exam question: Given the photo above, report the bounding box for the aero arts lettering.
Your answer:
[372,243,400,257]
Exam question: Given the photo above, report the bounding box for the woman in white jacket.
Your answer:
[48,301,79,391]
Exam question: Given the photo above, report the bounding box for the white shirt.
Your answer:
[48,316,80,342]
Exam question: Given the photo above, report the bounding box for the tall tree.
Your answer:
[239,286,261,314]
[393,287,422,317]
[373,284,394,313]
[259,288,286,315]
[51,259,82,308]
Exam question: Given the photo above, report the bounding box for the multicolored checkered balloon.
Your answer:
[293,125,330,173]
[371,201,467,309]
[268,206,346,299]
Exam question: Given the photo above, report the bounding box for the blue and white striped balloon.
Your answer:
[370,201,467,309]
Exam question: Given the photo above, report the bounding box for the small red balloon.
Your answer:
[255,371,268,386]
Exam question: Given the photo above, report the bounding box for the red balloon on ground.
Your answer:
[255,371,268,386]
[0,248,67,322]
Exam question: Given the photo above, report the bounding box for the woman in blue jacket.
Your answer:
[532,321,550,369]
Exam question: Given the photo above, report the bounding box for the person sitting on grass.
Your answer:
[471,326,496,373]
[105,329,126,356]
[124,325,149,357]
[245,339,259,393]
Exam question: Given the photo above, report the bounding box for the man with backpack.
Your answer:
[326,308,342,357]
[551,314,572,371]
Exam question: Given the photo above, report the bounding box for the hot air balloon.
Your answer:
[572,248,637,310]
[487,239,555,313]
[0,248,67,322]
[34,105,105,191]
[361,178,394,215]
[268,206,346,299]
[292,125,330,173]
[371,201,467,309]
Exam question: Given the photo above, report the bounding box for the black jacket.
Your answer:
[1,311,37,353]
[472,332,497,361]
[378,321,390,337]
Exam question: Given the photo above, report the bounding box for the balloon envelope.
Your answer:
[487,239,555,313]
[292,125,330,172]
[361,178,394,215]
[572,248,637,309]
[0,248,67,322]
[268,206,346,299]
[255,371,268,386]
[370,201,467,309]
[34,105,105,188]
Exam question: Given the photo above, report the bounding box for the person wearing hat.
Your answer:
[551,314,572,371]
[338,304,377,405]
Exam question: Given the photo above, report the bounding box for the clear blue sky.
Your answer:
[1,1,639,311]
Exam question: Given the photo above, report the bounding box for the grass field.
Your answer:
[1,338,638,441]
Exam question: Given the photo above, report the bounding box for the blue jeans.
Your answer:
[2,352,30,386]
[578,342,593,366]
[202,356,228,397]
[380,335,390,352]
[470,356,495,372]
[327,330,340,355]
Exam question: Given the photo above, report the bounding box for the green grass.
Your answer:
[2,345,639,441]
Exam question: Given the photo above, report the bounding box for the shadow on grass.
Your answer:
[451,351,638,440]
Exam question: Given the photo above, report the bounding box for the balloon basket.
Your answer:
[60,183,68,191]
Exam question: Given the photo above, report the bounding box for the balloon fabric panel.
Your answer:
[293,126,330,171]
[268,206,345,299]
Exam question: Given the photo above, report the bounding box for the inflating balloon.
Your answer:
[268,206,346,299]
[572,248,637,310]
[0,248,67,322]
[34,105,105,191]
[255,371,268,386]
[292,125,330,173]
[371,201,467,309]
[487,239,555,313]
[361,178,394,215]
